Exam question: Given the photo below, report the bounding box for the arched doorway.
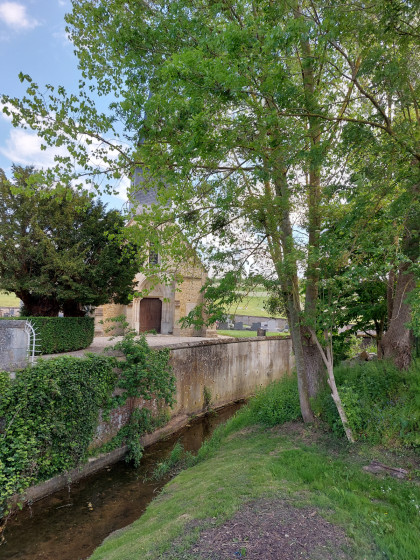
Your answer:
[140,298,162,333]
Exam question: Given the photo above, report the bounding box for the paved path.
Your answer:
[41,334,222,359]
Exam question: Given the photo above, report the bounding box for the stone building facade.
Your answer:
[95,170,210,337]
[95,257,208,337]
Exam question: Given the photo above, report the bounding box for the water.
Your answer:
[1,402,243,560]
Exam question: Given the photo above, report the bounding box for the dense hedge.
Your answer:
[0,317,94,354]
[0,355,117,519]
[0,333,176,525]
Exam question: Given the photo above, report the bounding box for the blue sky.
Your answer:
[0,0,126,209]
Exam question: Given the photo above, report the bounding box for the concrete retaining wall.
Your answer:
[94,336,294,445]
[234,315,288,331]
[19,336,294,503]
[0,320,29,372]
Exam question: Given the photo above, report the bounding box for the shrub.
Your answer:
[0,316,94,354]
[314,359,420,448]
[247,375,302,426]
[0,355,116,519]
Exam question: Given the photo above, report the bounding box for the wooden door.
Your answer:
[140,298,162,333]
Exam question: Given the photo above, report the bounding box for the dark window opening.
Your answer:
[149,248,158,265]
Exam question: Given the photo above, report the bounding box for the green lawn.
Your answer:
[0,291,20,307]
[225,293,273,317]
[90,409,420,560]
[217,330,288,338]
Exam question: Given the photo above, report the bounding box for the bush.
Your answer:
[0,354,116,519]
[0,316,94,354]
[247,376,302,426]
[314,359,420,448]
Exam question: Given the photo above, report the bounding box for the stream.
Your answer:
[1,402,244,560]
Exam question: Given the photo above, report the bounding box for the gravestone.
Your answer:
[251,322,261,331]
[234,322,243,330]
[0,320,30,372]
[217,322,229,330]
[257,328,267,337]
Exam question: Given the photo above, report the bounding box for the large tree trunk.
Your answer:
[17,291,59,316]
[380,186,419,368]
[380,263,416,369]
[301,333,326,398]
[62,301,86,317]
[272,173,315,423]
[297,9,326,399]
[282,289,315,423]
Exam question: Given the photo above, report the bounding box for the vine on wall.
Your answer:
[0,333,176,536]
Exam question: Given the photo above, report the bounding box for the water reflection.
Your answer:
[1,403,243,560]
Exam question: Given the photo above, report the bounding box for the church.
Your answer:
[95,171,209,337]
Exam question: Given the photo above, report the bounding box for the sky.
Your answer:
[0,0,126,209]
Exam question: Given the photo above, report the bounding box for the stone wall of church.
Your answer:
[96,256,208,337]
[94,303,126,336]
[173,274,207,336]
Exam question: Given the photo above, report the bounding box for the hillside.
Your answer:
[0,291,20,307]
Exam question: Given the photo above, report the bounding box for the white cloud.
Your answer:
[0,2,39,30]
[0,127,65,166]
[0,126,129,201]
[52,28,72,47]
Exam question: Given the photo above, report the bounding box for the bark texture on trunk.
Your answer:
[270,170,315,423]
[285,297,315,423]
[380,264,416,369]
[301,332,326,398]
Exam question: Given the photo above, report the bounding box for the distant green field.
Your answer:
[0,292,20,307]
[225,294,282,318]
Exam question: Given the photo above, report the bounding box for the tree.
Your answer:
[0,166,141,316]
[2,0,418,430]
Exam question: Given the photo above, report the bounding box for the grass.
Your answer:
[90,387,420,560]
[225,292,283,318]
[217,330,288,338]
[0,292,20,307]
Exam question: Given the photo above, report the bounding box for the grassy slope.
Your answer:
[225,294,271,317]
[224,290,287,318]
[91,418,420,560]
[0,292,20,307]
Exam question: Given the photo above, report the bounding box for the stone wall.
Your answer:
[173,274,207,336]
[94,304,126,336]
[0,320,29,372]
[97,263,208,337]
[21,336,294,503]
[94,336,294,445]
[233,315,288,331]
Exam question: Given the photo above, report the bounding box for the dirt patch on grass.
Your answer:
[269,421,325,444]
[176,499,351,560]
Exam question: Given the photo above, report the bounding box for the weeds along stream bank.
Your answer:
[90,359,420,560]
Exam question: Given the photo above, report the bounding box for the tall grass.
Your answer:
[314,359,420,449]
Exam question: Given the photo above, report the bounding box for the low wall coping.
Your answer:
[153,335,291,351]
[0,319,27,329]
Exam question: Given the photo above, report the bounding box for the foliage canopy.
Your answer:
[0,165,142,316]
